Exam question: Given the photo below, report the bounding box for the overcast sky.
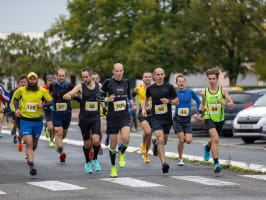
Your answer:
[0,0,69,32]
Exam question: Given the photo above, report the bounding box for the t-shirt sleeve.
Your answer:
[146,86,151,98]
[169,84,177,98]
[43,89,53,102]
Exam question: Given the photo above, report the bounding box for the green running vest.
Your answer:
[204,86,225,122]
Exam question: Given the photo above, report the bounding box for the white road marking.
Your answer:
[27,181,86,191]
[172,176,239,186]
[101,177,163,187]
[240,175,266,181]
[0,191,7,195]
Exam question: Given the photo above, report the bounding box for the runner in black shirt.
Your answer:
[64,68,105,174]
[102,63,137,178]
[142,68,179,173]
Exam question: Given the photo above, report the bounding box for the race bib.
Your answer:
[208,104,221,114]
[178,108,189,117]
[114,100,126,112]
[147,100,152,111]
[155,104,168,115]
[85,101,98,111]
[25,103,37,113]
[56,103,67,111]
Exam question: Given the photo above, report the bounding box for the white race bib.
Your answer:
[85,101,98,111]
[25,103,37,113]
[114,100,126,112]
[155,104,168,115]
[178,108,189,117]
[56,103,67,111]
[208,104,221,114]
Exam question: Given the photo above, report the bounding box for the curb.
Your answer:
[2,129,266,173]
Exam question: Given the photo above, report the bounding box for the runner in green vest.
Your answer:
[198,67,234,173]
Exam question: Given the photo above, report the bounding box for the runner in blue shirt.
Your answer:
[173,74,201,166]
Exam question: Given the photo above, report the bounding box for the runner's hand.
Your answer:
[36,103,43,108]
[142,109,147,118]
[15,109,21,118]
[160,98,170,104]
[108,94,115,102]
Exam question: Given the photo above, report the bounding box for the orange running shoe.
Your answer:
[60,152,66,163]
[17,142,23,152]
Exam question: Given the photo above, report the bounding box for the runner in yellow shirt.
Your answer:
[13,72,52,176]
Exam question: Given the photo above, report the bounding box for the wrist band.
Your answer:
[104,97,109,102]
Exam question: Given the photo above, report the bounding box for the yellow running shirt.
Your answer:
[13,86,52,119]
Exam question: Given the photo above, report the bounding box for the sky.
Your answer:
[0,0,69,32]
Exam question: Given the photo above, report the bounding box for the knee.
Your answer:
[179,138,185,144]
[157,137,164,145]
[212,136,219,144]
[186,140,192,144]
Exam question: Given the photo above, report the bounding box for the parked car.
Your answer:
[222,90,266,136]
[233,93,266,144]
[191,89,266,136]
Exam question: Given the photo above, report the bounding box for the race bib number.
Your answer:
[114,100,126,112]
[25,103,37,113]
[147,100,152,111]
[85,101,98,111]
[56,103,67,111]
[208,104,221,114]
[178,108,189,117]
[155,104,168,115]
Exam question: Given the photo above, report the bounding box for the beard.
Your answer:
[26,83,39,91]
[86,80,91,86]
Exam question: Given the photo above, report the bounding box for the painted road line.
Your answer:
[101,177,163,187]
[27,181,86,191]
[2,128,266,173]
[0,190,7,195]
[240,175,266,181]
[172,176,239,186]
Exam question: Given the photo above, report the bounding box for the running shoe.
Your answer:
[17,142,23,152]
[45,127,50,138]
[177,159,184,166]
[119,153,126,168]
[104,135,110,146]
[144,154,150,163]
[30,167,37,176]
[60,152,66,163]
[162,162,170,173]
[11,129,15,135]
[24,154,28,159]
[49,141,55,148]
[85,162,93,174]
[152,139,158,156]
[7,122,10,128]
[140,143,146,154]
[89,151,94,160]
[13,135,17,144]
[110,166,118,178]
[0,132,2,138]
[93,159,102,172]
[99,144,103,155]
[214,163,222,173]
[203,144,210,161]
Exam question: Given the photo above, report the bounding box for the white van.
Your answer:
[233,94,266,143]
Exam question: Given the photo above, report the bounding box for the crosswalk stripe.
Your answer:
[27,181,86,191]
[240,175,266,181]
[0,191,7,195]
[172,176,239,186]
[100,177,163,187]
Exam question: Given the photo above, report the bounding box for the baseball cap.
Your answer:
[46,74,54,81]
[27,72,38,78]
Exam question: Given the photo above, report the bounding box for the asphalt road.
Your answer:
[1,120,266,200]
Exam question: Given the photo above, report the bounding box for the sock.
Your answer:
[58,146,63,154]
[206,145,211,152]
[28,161,34,167]
[109,148,116,166]
[83,146,90,163]
[120,143,128,154]
[214,158,219,164]
[93,145,100,160]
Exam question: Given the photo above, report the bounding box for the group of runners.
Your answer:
[0,64,234,177]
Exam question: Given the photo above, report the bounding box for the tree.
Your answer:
[181,0,266,85]
[0,33,63,80]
